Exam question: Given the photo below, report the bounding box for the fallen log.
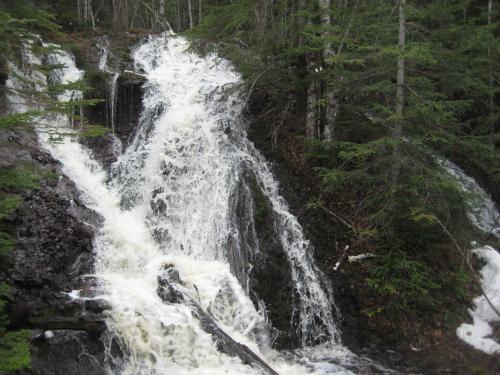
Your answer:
[157,265,279,375]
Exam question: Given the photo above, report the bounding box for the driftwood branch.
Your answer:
[307,199,355,231]
[333,245,350,272]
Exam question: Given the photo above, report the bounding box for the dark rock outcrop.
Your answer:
[15,330,107,375]
[246,174,299,349]
[226,166,299,350]
[0,127,108,375]
[84,71,145,146]
[83,69,145,168]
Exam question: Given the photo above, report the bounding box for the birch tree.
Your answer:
[297,0,319,138]
[188,0,194,28]
[77,0,95,30]
[319,0,338,141]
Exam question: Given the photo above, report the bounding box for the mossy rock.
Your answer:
[249,173,271,227]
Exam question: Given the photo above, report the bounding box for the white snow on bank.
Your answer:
[457,246,500,355]
[440,159,500,354]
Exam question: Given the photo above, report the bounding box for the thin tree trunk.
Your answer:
[306,79,320,138]
[112,0,119,28]
[391,0,405,190]
[319,0,337,140]
[297,0,317,137]
[323,91,338,140]
[488,0,494,143]
[88,0,96,30]
[188,0,194,28]
[83,0,87,20]
[176,0,181,31]
[303,3,320,138]
[77,0,82,21]
[160,0,165,18]
[199,0,202,24]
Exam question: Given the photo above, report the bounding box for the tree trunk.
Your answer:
[88,0,96,30]
[199,0,202,24]
[306,78,320,138]
[188,0,194,28]
[300,0,320,138]
[319,0,338,141]
[391,0,405,189]
[112,0,119,28]
[77,0,82,21]
[176,0,181,31]
[488,0,494,143]
[160,0,165,17]
[323,90,338,140]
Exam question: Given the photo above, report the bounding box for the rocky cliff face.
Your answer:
[0,33,148,374]
[0,126,108,375]
[0,32,151,374]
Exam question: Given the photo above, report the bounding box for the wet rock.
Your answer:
[80,132,122,169]
[84,70,145,147]
[157,265,183,303]
[24,315,106,333]
[16,330,107,375]
[233,169,298,349]
[0,127,106,374]
[85,299,112,314]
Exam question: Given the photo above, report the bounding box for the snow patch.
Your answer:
[457,246,500,355]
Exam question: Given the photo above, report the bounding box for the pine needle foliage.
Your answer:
[191,0,499,321]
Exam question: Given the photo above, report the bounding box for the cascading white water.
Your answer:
[113,34,341,347]
[6,34,384,374]
[97,33,348,373]
[5,39,47,114]
[109,72,119,133]
[97,36,120,133]
[440,160,500,355]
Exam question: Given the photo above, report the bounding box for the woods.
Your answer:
[191,0,500,345]
[0,0,499,373]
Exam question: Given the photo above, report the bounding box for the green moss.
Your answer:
[0,284,31,372]
[0,196,22,221]
[80,125,110,138]
[0,163,60,257]
[84,68,109,88]
[0,330,31,372]
[0,231,16,255]
[0,166,42,191]
[468,365,490,375]
[0,194,22,255]
[249,174,271,226]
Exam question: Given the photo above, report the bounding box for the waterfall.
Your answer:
[440,160,500,355]
[109,72,119,133]
[97,36,120,132]
[5,39,47,114]
[6,34,389,374]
